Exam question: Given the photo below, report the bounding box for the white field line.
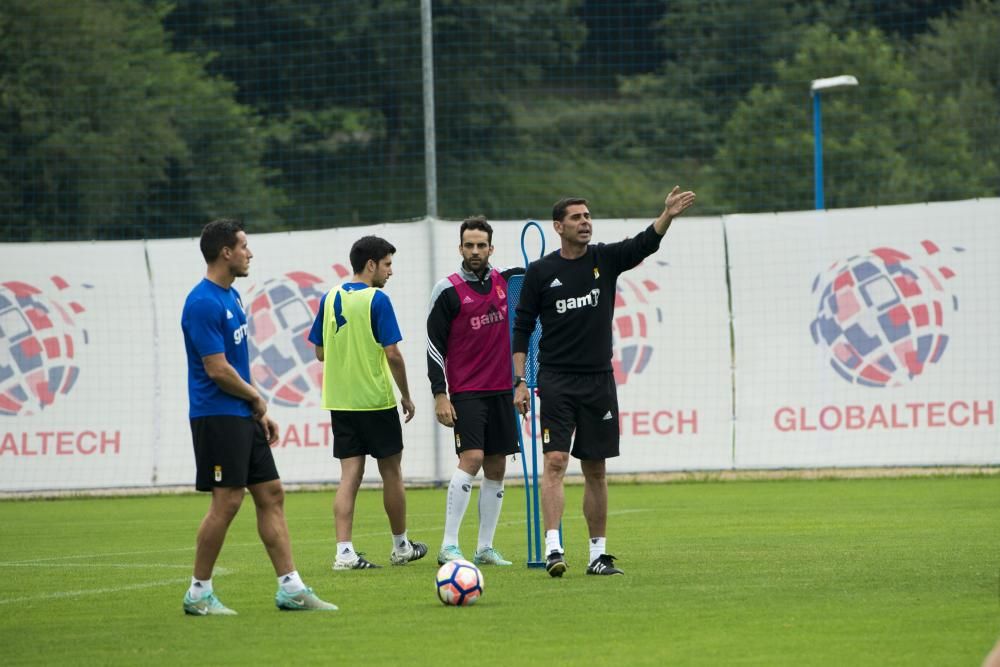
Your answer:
[0,565,233,605]
[0,577,193,605]
[0,507,652,565]
[0,508,652,604]
[0,563,198,568]
[0,564,233,605]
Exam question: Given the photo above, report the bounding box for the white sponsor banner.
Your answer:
[728,199,1000,468]
[430,215,733,477]
[147,222,438,487]
[12,200,996,493]
[0,242,155,490]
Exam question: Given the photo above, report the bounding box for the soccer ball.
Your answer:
[435,559,484,606]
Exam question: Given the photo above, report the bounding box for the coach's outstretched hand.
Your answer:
[664,185,696,218]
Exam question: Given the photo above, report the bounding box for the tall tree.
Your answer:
[614,0,964,163]
[0,0,281,241]
[913,0,1000,194]
[164,1,584,223]
[713,25,992,212]
[572,0,666,80]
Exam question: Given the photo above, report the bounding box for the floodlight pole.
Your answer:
[812,92,824,210]
[420,0,438,218]
[810,75,858,210]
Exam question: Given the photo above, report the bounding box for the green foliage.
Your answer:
[0,0,281,240]
[573,0,667,79]
[616,73,717,160]
[913,0,1000,194]
[434,1,585,153]
[712,25,994,212]
[608,0,964,167]
[432,92,717,221]
[164,0,586,227]
[0,1,996,238]
[650,0,812,130]
[438,152,691,221]
[2,477,997,664]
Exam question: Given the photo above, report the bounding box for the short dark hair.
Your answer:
[460,215,493,245]
[552,197,589,222]
[349,235,396,274]
[200,218,245,262]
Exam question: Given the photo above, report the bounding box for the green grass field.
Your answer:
[2,476,998,665]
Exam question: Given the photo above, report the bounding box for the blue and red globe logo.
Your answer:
[246,265,349,407]
[0,277,90,416]
[810,240,960,388]
[612,268,662,385]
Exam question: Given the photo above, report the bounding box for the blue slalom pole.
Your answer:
[509,220,546,567]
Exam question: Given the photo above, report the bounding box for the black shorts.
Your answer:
[452,393,519,457]
[329,407,403,459]
[536,369,619,460]
[190,416,280,492]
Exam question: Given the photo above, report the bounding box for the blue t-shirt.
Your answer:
[308,282,403,348]
[181,278,253,419]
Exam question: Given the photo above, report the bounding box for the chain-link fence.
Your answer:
[2,0,997,241]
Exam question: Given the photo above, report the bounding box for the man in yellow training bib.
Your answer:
[308,235,428,570]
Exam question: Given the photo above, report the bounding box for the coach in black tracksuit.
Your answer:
[511,187,697,578]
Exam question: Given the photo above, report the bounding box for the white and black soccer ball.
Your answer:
[435,559,484,606]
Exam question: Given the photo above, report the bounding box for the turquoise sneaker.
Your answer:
[275,587,338,611]
[474,546,512,566]
[437,544,465,565]
[183,590,237,616]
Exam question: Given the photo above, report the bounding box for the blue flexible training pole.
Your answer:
[509,220,545,567]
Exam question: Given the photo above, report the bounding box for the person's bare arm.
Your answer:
[513,351,529,416]
[203,353,277,442]
[384,343,415,423]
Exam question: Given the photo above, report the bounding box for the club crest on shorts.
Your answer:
[543,428,550,444]
[214,465,222,482]
[454,434,461,450]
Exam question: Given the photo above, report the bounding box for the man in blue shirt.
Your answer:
[181,218,336,615]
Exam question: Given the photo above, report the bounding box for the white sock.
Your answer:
[392,532,409,552]
[278,570,305,594]
[545,529,562,556]
[188,577,212,598]
[443,468,474,548]
[336,541,356,560]
[589,537,606,564]
[477,478,505,552]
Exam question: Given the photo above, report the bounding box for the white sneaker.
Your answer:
[389,540,428,565]
[332,552,381,570]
